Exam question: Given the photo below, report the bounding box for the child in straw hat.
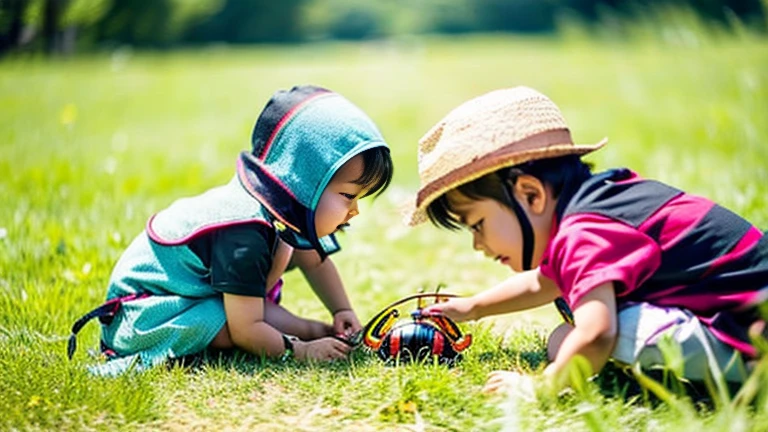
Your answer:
[415,86,767,392]
[69,85,393,374]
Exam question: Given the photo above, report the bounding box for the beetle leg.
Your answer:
[430,314,473,353]
[430,315,460,339]
[450,334,472,352]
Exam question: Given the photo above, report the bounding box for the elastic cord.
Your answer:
[503,177,535,271]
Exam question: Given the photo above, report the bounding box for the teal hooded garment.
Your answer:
[88,86,389,375]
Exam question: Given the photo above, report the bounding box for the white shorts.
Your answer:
[612,303,749,383]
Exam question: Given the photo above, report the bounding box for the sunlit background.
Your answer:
[1,1,767,430]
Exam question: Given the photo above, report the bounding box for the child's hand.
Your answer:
[333,309,362,336]
[294,337,352,361]
[421,297,475,322]
[483,370,536,401]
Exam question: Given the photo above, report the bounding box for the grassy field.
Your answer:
[1,23,768,431]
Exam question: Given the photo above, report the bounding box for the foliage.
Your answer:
[93,0,224,47]
[185,0,305,44]
[1,0,766,54]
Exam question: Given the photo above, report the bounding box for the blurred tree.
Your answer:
[328,6,380,39]
[60,0,110,49]
[423,0,480,34]
[0,0,28,54]
[678,0,764,24]
[298,0,764,39]
[474,0,558,32]
[578,0,765,26]
[43,0,67,53]
[300,0,388,40]
[94,0,223,47]
[184,0,305,44]
[0,0,110,54]
[1,0,765,53]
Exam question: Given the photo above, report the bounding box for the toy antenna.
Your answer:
[434,283,446,304]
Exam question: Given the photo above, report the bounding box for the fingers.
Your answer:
[332,333,359,347]
[333,311,362,335]
[332,321,345,335]
[328,337,352,353]
[333,320,359,335]
[347,320,362,334]
[483,371,512,394]
[482,381,503,394]
[324,341,350,361]
[308,337,352,361]
[421,303,445,315]
[424,298,462,313]
[483,371,537,400]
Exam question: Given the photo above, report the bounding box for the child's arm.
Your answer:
[423,269,561,322]
[291,249,362,335]
[543,282,617,385]
[222,293,352,360]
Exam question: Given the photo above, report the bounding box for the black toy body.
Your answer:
[361,291,472,365]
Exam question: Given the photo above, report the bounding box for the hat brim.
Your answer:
[403,138,608,226]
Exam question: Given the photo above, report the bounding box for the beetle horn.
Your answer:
[362,308,399,350]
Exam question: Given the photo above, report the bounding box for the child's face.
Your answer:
[445,190,525,271]
[315,154,371,238]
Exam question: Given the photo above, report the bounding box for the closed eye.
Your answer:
[469,219,483,233]
[340,193,357,200]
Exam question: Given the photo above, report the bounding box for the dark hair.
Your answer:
[426,155,593,230]
[355,146,394,199]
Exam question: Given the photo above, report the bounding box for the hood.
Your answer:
[238,85,388,258]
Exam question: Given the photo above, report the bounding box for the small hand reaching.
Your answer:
[421,297,475,322]
[333,309,362,337]
[483,370,536,401]
[294,337,352,361]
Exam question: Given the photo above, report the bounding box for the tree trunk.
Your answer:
[0,0,27,55]
[43,0,70,54]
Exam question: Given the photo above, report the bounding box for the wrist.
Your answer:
[292,339,307,360]
[332,307,352,315]
[465,297,480,321]
[280,334,299,361]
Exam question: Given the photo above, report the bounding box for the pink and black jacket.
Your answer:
[541,168,768,357]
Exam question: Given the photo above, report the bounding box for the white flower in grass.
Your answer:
[63,269,77,283]
[0,227,6,239]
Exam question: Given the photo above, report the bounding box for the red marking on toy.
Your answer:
[361,287,472,365]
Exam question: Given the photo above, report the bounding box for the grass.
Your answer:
[2,19,768,431]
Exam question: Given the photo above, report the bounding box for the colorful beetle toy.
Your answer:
[359,288,472,366]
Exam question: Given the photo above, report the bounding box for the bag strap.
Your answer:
[66,293,149,360]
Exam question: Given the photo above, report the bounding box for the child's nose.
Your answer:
[346,203,360,221]
[472,233,483,252]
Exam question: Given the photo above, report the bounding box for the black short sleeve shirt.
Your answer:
[188,223,276,297]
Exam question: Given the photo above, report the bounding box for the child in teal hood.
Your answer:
[69,85,393,374]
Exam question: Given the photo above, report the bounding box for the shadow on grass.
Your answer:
[166,345,381,375]
[474,346,549,372]
[593,361,747,411]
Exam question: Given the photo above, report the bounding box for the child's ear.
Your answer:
[513,175,548,215]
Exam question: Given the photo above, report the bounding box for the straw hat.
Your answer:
[406,86,607,226]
